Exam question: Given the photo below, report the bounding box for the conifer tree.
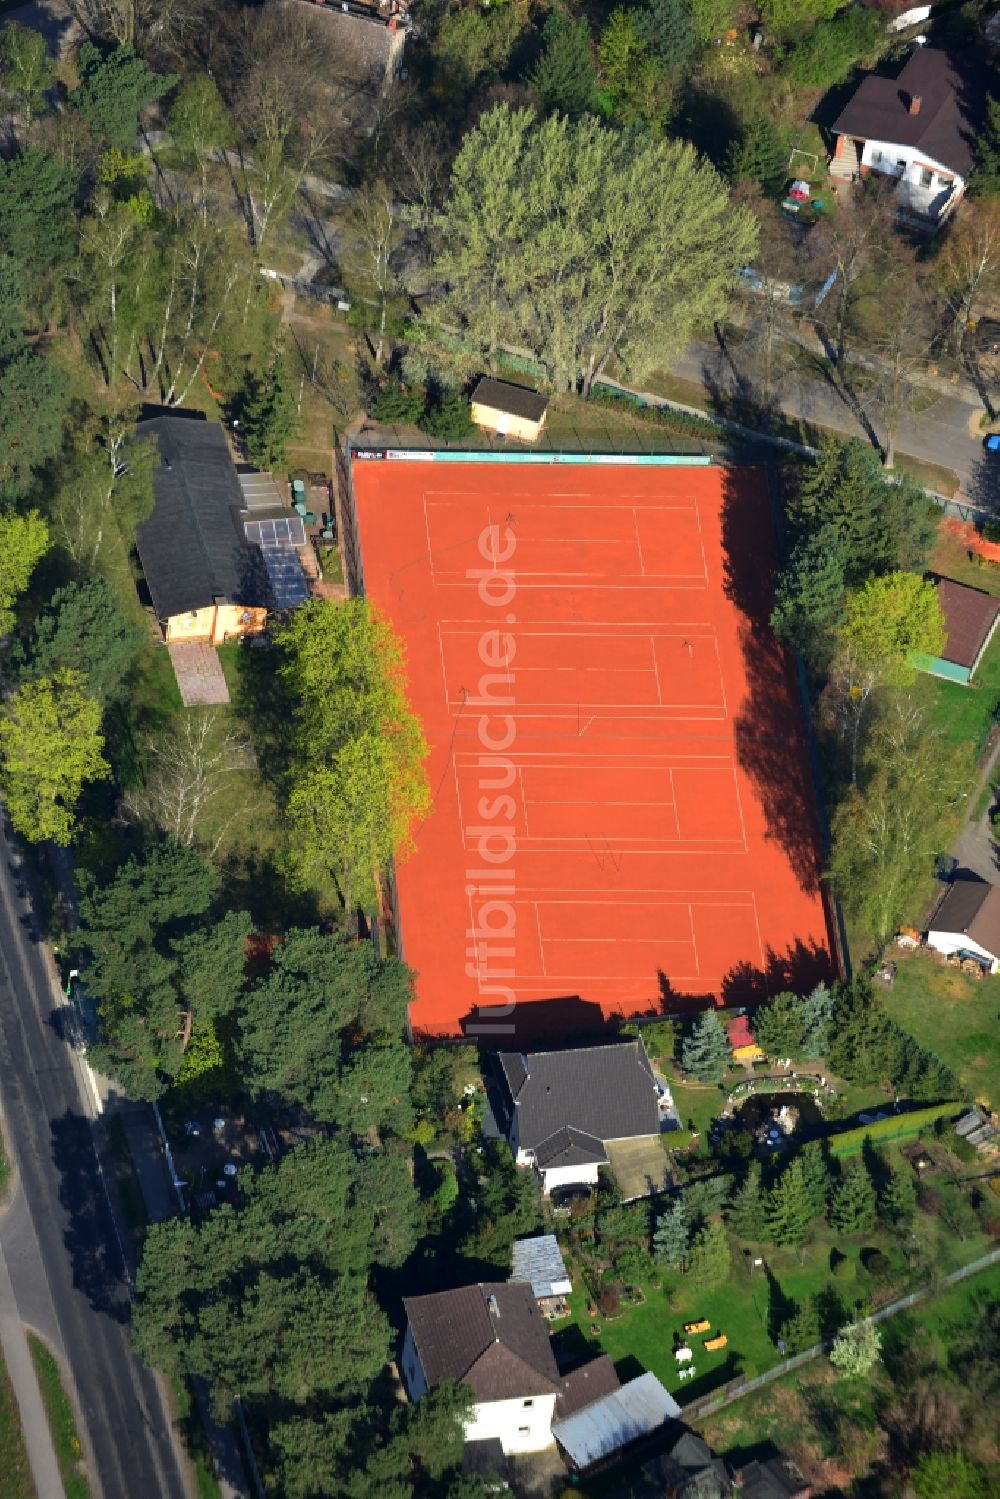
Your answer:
[653,1199,689,1269]
[766,1158,813,1246]
[680,1009,729,1083]
[242,357,300,470]
[878,1167,917,1226]
[829,1157,877,1235]
[684,1220,731,1287]
[798,1140,832,1220]
[779,1294,821,1354]
[728,1161,766,1241]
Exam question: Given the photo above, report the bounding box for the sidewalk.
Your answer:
[0,1232,66,1499]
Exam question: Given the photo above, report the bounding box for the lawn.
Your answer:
[0,1345,34,1499]
[27,1335,89,1499]
[908,620,1000,755]
[880,948,1000,1109]
[552,1137,994,1414]
[697,1261,1000,1488]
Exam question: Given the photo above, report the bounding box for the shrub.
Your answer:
[860,1248,892,1280]
[831,1251,856,1281]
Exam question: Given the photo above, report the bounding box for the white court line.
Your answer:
[518,767,531,838]
[731,764,750,854]
[687,902,701,979]
[633,508,646,576]
[650,636,663,706]
[749,890,766,970]
[533,902,547,976]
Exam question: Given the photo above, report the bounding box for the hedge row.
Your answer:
[826,1101,962,1157]
[587,384,729,443]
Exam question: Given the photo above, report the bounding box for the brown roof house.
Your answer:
[401,1282,562,1454]
[915,578,1000,685]
[830,47,988,227]
[926,877,1000,972]
[401,1283,633,1458]
[471,378,549,443]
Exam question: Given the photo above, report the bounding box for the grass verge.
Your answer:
[0,1342,35,1499]
[27,1335,90,1499]
[168,1375,223,1499]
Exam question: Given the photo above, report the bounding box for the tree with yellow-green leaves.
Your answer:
[279,599,431,909]
[0,509,48,635]
[0,670,110,843]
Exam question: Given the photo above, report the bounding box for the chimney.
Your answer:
[909,94,922,115]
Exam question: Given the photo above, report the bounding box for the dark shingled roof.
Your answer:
[621,1424,732,1499]
[929,877,1000,958]
[737,1454,811,1499]
[832,48,988,180]
[497,1040,660,1158]
[935,578,1000,671]
[404,1283,560,1401]
[472,377,549,423]
[556,1356,621,1420]
[135,414,270,621]
[534,1125,607,1170]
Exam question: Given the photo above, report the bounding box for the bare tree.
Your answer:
[813,179,895,366]
[392,119,453,265]
[63,0,199,53]
[342,182,406,368]
[125,710,243,853]
[859,252,936,468]
[932,199,1000,358]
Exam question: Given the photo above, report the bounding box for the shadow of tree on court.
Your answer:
[457,994,610,1047]
[720,463,827,900]
[721,940,833,1007]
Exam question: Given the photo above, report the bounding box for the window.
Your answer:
[895,159,906,172]
[871,148,882,165]
[523,1399,534,1408]
[920,168,933,187]
[518,1426,530,1435]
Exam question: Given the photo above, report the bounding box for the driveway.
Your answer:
[951,735,1000,881]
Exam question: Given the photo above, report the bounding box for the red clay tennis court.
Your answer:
[348,451,832,1039]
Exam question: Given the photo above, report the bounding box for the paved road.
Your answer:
[669,336,985,493]
[0,821,191,1499]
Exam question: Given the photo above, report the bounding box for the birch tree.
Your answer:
[126,711,244,854]
[343,183,405,368]
[932,199,1000,357]
[435,107,756,395]
[830,699,965,940]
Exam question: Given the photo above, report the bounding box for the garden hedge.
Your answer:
[826,1101,962,1157]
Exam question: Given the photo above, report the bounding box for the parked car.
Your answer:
[985,434,1000,453]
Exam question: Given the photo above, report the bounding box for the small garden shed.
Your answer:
[471,378,549,442]
[916,577,1000,685]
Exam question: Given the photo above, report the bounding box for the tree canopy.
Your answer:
[279,599,430,908]
[0,670,109,843]
[434,106,756,395]
[71,42,176,148]
[236,927,414,1133]
[14,578,143,705]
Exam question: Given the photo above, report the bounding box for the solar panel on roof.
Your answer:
[261,545,310,610]
[244,516,307,549]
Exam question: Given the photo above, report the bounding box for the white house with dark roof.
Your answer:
[401,1280,630,1457]
[830,47,989,226]
[491,1039,661,1193]
[401,1283,561,1454]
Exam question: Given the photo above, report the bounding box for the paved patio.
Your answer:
[166,642,230,706]
[606,1136,674,1202]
